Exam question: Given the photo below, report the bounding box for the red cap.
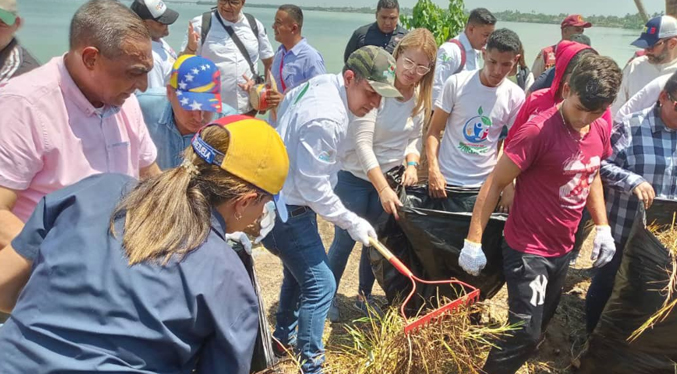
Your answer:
[561,14,592,29]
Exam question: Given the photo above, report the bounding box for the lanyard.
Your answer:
[279,52,287,93]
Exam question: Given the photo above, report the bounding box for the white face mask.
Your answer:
[254,200,277,244]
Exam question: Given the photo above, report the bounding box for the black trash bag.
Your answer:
[371,167,507,314]
[580,198,677,374]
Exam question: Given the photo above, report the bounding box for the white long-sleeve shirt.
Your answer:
[611,55,677,117]
[341,96,423,181]
[615,73,671,122]
[275,74,359,230]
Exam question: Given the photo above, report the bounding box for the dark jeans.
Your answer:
[585,237,627,333]
[483,243,573,374]
[262,207,336,374]
[327,171,384,297]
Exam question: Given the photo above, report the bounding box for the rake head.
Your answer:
[400,276,481,335]
[368,237,481,334]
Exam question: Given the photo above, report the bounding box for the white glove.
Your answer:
[591,225,616,268]
[254,201,276,244]
[347,216,377,246]
[226,231,253,255]
[459,239,486,276]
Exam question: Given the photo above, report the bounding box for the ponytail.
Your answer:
[110,126,262,265]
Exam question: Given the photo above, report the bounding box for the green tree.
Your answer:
[399,0,466,46]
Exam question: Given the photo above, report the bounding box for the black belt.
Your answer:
[288,205,310,218]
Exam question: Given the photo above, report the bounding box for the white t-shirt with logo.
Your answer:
[435,70,525,187]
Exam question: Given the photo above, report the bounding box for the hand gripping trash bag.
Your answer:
[371,168,507,314]
[580,198,677,374]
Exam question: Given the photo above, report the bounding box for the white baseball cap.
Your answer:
[130,0,179,25]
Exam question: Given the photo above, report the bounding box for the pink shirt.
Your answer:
[0,56,157,222]
[503,106,611,257]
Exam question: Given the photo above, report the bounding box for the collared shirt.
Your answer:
[271,38,326,94]
[0,38,39,85]
[147,38,177,89]
[275,73,360,231]
[432,32,482,102]
[0,56,157,222]
[184,12,275,113]
[343,22,408,62]
[611,55,677,116]
[0,173,258,374]
[136,88,238,170]
[601,106,677,243]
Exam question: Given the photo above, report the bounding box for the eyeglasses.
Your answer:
[218,0,242,6]
[401,57,431,76]
[647,37,673,51]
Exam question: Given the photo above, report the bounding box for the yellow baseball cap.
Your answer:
[191,115,290,221]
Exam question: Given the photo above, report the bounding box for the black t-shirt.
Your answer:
[0,38,40,84]
[343,22,408,62]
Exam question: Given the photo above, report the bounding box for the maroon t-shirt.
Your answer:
[503,106,612,257]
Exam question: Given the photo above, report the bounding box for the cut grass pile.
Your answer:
[322,301,516,374]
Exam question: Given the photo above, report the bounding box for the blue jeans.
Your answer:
[262,207,336,374]
[327,171,384,297]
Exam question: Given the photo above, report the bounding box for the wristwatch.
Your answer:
[407,161,419,169]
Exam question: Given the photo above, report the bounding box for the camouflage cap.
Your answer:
[346,45,403,99]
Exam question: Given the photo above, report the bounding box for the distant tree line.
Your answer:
[491,10,664,30]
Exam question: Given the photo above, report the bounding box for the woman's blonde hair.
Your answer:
[110,126,266,265]
[392,28,437,119]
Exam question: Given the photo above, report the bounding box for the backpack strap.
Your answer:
[200,10,213,47]
[214,12,259,79]
[446,38,467,74]
[244,13,260,50]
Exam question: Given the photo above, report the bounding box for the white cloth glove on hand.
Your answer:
[254,201,277,244]
[226,231,253,255]
[347,216,377,246]
[459,239,487,276]
[591,225,616,268]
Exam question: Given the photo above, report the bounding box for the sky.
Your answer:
[246,0,666,17]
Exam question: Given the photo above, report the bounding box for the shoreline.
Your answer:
[177,1,644,30]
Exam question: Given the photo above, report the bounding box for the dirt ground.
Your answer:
[253,217,596,374]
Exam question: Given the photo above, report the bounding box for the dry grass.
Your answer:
[629,220,677,341]
[254,218,595,374]
[322,301,517,374]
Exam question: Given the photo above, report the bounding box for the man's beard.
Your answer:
[648,48,669,64]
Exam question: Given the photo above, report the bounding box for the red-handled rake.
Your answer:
[369,237,480,334]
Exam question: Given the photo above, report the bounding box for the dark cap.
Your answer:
[561,14,592,29]
[345,46,402,99]
[130,0,179,25]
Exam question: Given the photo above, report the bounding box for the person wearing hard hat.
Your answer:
[262,45,402,374]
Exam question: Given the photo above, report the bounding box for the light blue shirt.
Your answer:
[136,88,237,170]
[271,38,326,94]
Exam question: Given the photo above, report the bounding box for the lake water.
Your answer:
[18,0,641,74]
